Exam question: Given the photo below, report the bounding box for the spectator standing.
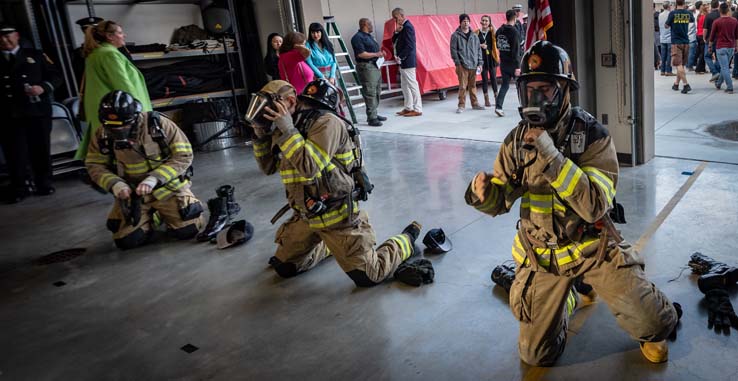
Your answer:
[688,13,698,70]
[655,4,662,70]
[305,23,337,85]
[703,0,722,81]
[351,18,387,127]
[495,10,522,117]
[659,2,674,76]
[709,2,738,93]
[264,33,282,80]
[278,32,314,94]
[0,25,62,203]
[732,5,738,79]
[77,20,151,160]
[477,15,499,108]
[665,0,695,93]
[392,8,422,117]
[695,1,708,73]
[512,4,527,53]
[450,14,484,113]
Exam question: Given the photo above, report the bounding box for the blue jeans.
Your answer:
[688,41,697,68]
[733,51,738,78]
[716,48,734,90]
[660,43,672,73]
[705,43,720,75]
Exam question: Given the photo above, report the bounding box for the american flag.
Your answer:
[525,0,554,49]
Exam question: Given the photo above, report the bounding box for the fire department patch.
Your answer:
[107,114,118,120]
[528,54,542,70]
[306,85,318,95]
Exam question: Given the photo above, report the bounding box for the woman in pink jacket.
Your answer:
[278,32,314,94]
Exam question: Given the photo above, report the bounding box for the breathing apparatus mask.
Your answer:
[517,40,579,130]
[517,77,567,129]
[244,91,283,134]
[245,80,297,136]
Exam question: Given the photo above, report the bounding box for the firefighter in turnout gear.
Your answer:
[85,90,203,250]
[249,79,422,287]
[464,41,679,365]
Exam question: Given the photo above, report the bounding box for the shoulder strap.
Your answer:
[147,111,171,158]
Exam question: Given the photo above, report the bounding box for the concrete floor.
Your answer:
[1,78,738,380]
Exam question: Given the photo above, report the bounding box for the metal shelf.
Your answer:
[151,88,246,108]
[130,47,237,61]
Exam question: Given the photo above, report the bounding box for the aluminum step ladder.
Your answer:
[324,16,364,123]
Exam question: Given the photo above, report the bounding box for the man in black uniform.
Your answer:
[0,25,62,203]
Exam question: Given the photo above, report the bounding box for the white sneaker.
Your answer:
[456,108,464,114]
[495,108,504,117]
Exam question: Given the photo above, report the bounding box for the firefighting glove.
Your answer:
[705,288,738,332]
[533,130,561,165]
[394,258,434,287]
[112,182,132,199]
[273,112,296,135]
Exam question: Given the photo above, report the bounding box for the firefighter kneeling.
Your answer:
[249,79,423,287]
[466,42,679,365]
[85,90,204,250]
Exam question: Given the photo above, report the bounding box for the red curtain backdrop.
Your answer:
[381,13,506,95]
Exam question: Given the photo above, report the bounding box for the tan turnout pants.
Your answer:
[107,188,203,240]
[274,210,410,283]
[509,240,679,366]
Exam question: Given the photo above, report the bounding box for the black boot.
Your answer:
[401,221,422,257]
[196,198,230,242]
[689,252,738,294]
[216,184,241,216]
[491,263,515,293]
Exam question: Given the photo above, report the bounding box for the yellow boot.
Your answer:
[640,341,668,363]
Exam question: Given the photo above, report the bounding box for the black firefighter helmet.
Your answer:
[517,41,578,128]
[299,79,341,111]
[99,90,143,140]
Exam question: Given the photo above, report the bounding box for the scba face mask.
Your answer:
[244,91,283,133]
[517,77,566,128]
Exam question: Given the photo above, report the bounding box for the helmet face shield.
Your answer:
[517,76,565,127]
[244,91,281,131]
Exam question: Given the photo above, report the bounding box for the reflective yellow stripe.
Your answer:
[566,289,577,316]
[553,197,567,212]
[529,193,553,214]
[511,234,599,267]
[491,177,505,186]
[154,164,177,182]
[254,142,271,158]
[552,159,585,199]
[304,141,331,171]
[307,201,358,229]
[334,151,355,165]
[98,173,119,190]
[280,134,305,159]
[279,168,323,184]
[582,166,616,203]
[85,153,109,165]
[152,179,188,200]
[171,142,192,153]
[388,234,412,260]
[125,167,149,175]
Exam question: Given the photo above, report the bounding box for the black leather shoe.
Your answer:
[367,119,383,127]
[34,186,56,196]
[376,115,387,121]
